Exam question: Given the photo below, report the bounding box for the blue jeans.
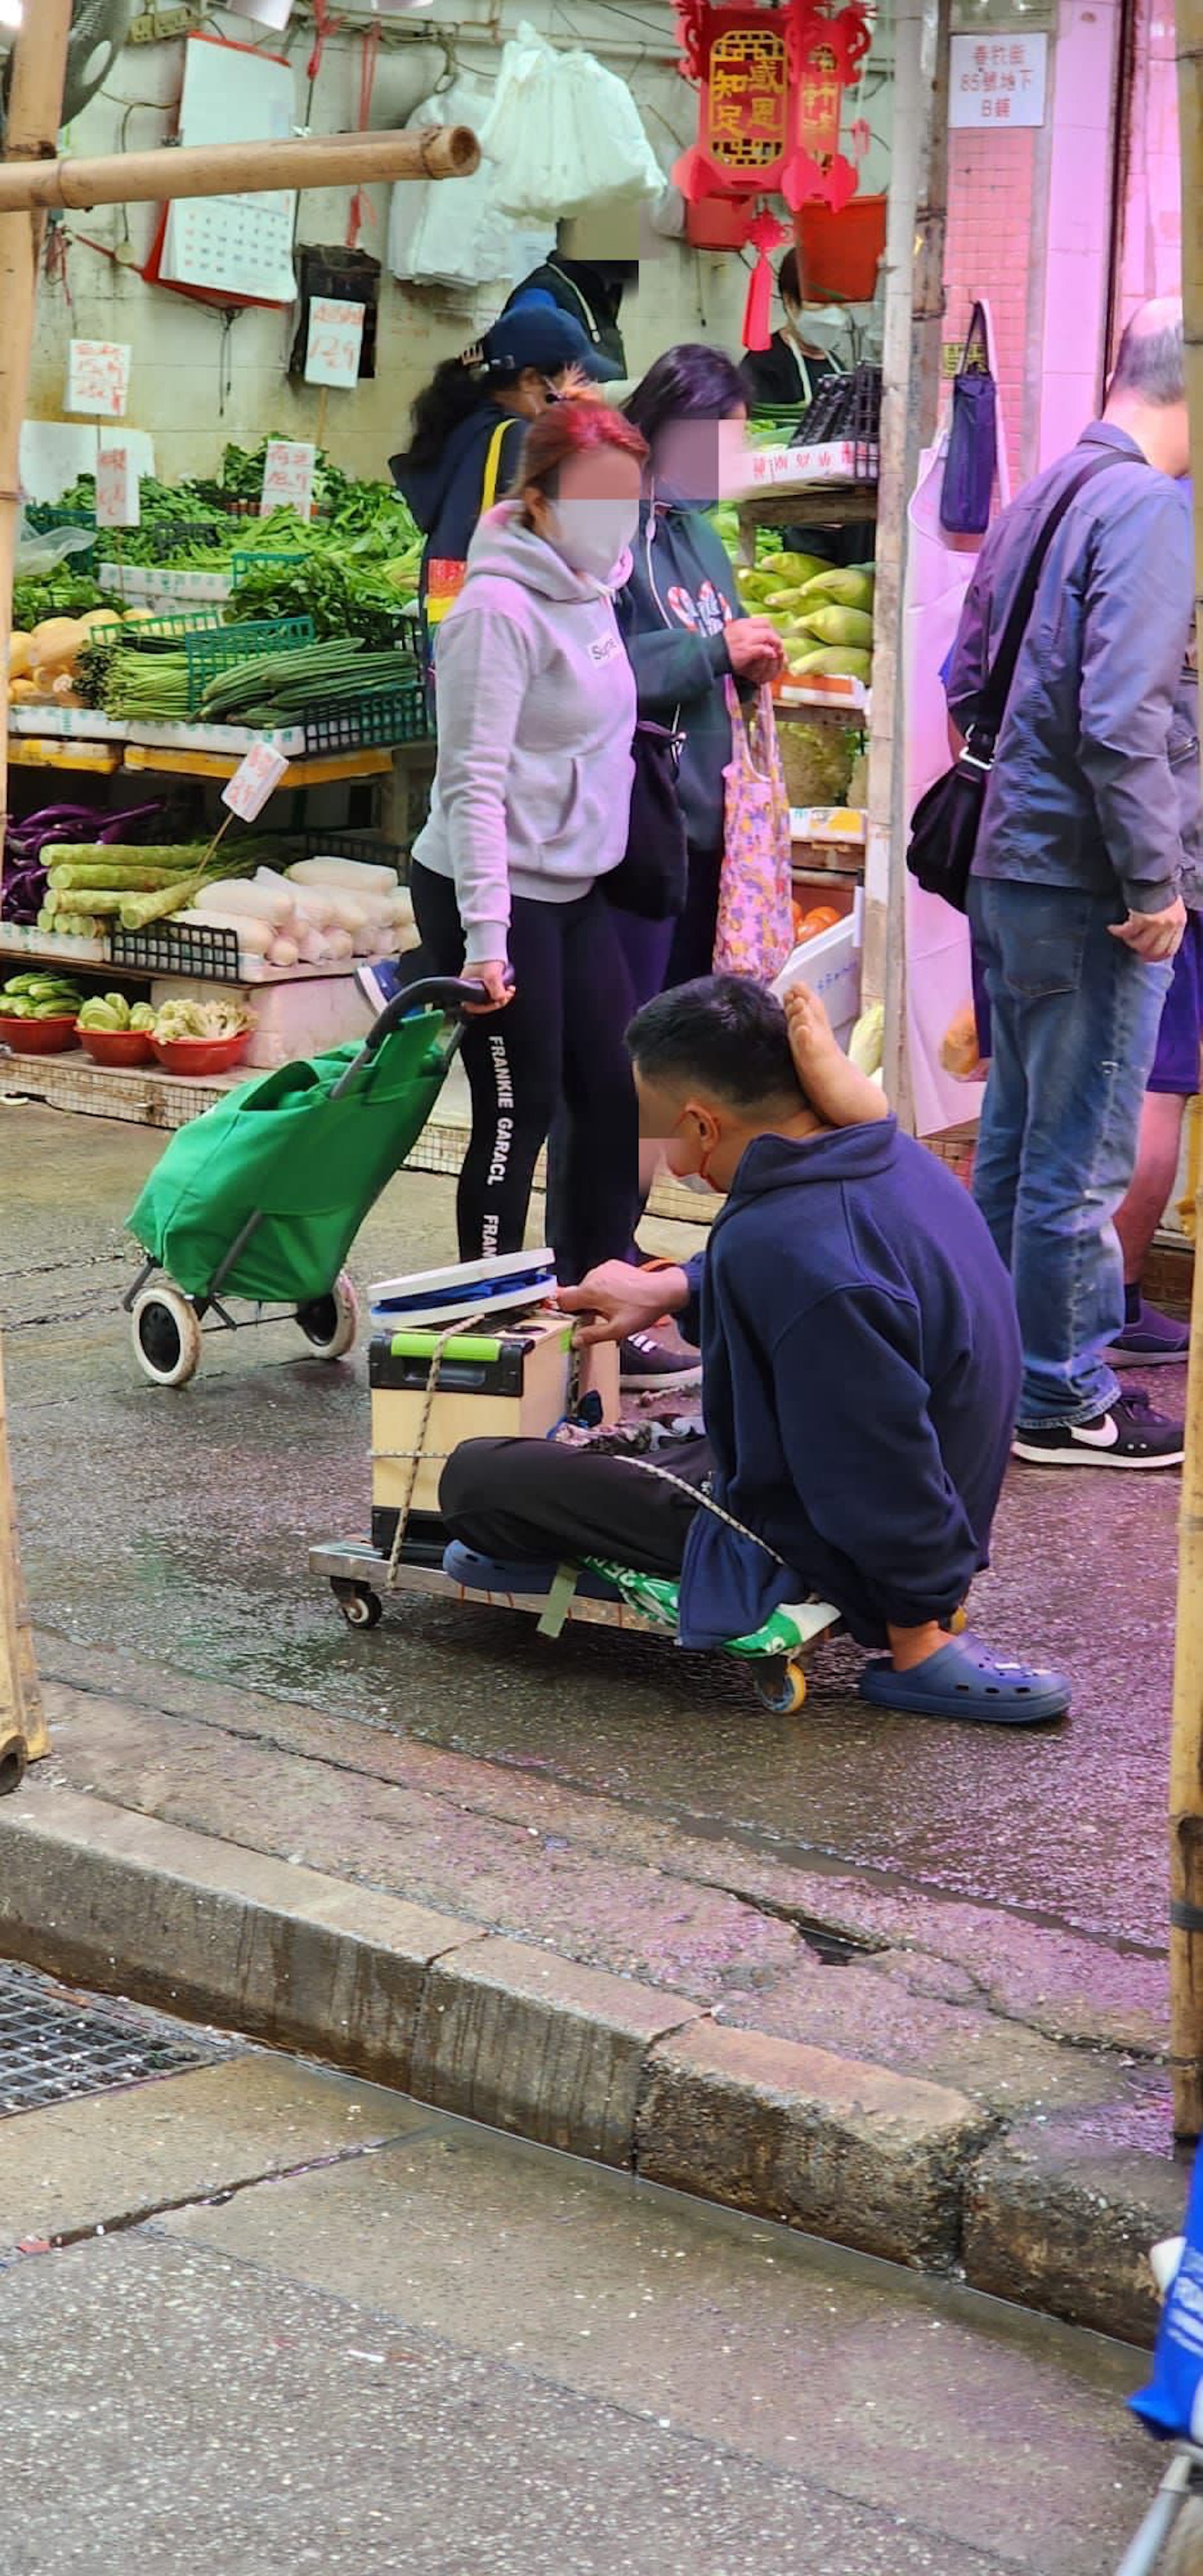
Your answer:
[967,878,1171,1429]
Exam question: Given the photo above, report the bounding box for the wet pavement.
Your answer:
[4,1098,1179,1967]
[0,1993,1167,2574]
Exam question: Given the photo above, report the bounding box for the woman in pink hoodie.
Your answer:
[410,397,648,1285]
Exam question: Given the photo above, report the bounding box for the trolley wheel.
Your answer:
[296,1270,359,1362]
[332,1578,382,1630]
[131,1282,203,1388]
[0,1732,27,1798]
[754,1659,807,1717]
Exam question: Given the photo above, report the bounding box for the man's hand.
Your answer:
[464,959,513,1014]
[557,1260,689,1349]
[1109,897,1187,961]
[724,617,784,684]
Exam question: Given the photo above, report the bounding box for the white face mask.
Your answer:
[546,496,639,584]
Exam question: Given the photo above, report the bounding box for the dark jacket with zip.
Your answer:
[390,404,527,625]
[503,258,627,375]
[615,499,739,853]
[675,1119,1021,1651]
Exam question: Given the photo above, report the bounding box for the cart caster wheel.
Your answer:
[131,1283,202,1388]
[0,1733,27,1797]
[755,1660,807,1716]
[333,1580,382,1630]
[297,1271,359,1362]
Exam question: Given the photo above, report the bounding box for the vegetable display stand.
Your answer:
[123,977,489,1387]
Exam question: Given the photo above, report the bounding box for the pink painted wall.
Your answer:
[944,127,1037,489]
[940,0,1123,484]
[1114,0,1182,322]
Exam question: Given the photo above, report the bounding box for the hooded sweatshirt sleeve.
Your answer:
[426,593,534,965]
[773,1284,981,1629]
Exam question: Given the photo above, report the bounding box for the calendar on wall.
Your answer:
[144,32,298,309]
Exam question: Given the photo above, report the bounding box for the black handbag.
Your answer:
[604,718,689,921]
[908,449,1133,912]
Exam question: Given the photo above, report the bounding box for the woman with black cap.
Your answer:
[391,305,620,659]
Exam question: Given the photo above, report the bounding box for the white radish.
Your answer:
[290,887,337,929]
[180,906,271,955]
[288,855,397,894]
[266,934,300,968]
[203,877,292,925]
[296,928,329,965]
[326,929,355,961]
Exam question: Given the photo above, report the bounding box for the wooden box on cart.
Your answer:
[369,1313,619,1556]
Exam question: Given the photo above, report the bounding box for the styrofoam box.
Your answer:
[771,915,862,1050]
[10,706,127,741]
[125,718,307,758]
[100,564,232,603]
[150,971,372,1070]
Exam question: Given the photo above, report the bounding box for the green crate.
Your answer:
[184,614,315,712]
[301,682,432,756]
[120,608,226,644]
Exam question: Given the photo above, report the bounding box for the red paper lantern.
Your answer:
[674,0,871,212]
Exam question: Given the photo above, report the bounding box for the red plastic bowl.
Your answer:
[151,1030,251,1077]
[79,1026,157,1068]
[0,1011,78,1053]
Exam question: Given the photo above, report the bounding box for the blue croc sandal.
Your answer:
[442,1544,622,1604]
[858,1633,1070,1727]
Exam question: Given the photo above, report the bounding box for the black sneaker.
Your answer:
[1012,1388,1184,1469]
[1104,1298,1190,1367]
[619,1332,703,1393]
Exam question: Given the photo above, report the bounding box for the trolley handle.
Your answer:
[361,975,494,1058]
[330,973,511,1102]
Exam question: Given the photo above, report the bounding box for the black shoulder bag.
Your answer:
[605,720,689,921]
[907,449,1133,912]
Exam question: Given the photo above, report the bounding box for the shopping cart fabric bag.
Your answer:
[128,1014,457,1308]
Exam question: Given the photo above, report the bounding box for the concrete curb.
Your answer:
[0,1790,1174,2342]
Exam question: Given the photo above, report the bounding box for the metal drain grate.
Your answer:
[0,1961,221,2115]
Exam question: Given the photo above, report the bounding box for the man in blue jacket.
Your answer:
[440,977,1070,1726]
[946,298,1198,1469]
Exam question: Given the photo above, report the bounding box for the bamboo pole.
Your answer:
[0,123,479,216]
[0,0,71,1787]
[861,0,950,1129]
[1169,0,1203,2137]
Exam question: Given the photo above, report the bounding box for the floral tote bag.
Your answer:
[713,679,794,981]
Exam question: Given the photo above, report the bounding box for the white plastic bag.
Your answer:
[481,23,662,224]
[387,76,554,291]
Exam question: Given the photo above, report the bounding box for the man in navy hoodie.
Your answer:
[440,978,1070,1725]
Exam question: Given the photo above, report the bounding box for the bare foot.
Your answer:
[785,984,887,1128]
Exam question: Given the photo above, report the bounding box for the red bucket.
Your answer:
[685,197,753,253]
[794,193,887,301]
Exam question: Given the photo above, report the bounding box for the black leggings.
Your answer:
[410,862,638,1286]
[441,1434,713,1575]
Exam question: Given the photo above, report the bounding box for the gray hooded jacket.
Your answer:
[412,503,635,966]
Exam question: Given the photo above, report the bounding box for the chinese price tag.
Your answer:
[222,742,290,822]
[260,439,317,519]
[303,298,365,390]
[66,339,132,420]
[95,444,140,528]
[949,33,1048,127]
